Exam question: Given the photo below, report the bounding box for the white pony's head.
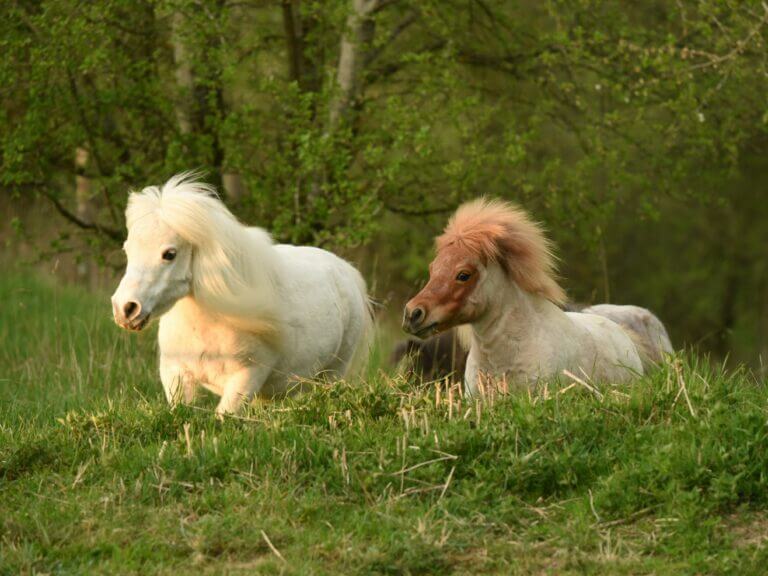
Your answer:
[111,173,279,336]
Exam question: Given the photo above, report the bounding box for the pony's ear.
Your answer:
[496,222,566,306]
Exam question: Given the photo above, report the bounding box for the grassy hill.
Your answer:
[1,270,767,575]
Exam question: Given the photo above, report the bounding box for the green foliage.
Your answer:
[2,268,768,573]
[2,1,768,360]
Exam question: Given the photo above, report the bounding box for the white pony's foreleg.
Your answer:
[215,365,271,416]
[160,362,196,407]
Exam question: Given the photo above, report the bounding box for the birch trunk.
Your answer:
[171,11,193,135]
[304,0,377,217]
[328,0,377,130]
[75,147,95,285]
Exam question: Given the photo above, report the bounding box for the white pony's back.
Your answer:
[267,243,372,380]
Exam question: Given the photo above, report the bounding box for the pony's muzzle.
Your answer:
[402,304,427,334]
[112,296,148,330]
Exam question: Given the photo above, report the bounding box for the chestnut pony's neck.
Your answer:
[466,263,572,381]
[471,264,562,340]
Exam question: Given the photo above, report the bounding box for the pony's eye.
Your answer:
[456,271,472,282]
[162,248,177,262]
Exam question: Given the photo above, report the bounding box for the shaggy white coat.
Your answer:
[111,174,371,415]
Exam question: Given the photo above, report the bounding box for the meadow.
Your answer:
[2,269,768,575]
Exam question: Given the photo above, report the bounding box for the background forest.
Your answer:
[2,0,767,365]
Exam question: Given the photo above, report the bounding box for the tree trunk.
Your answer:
[305,0,377,220]
[282,0,323,96]
[222,172,245,202]
[171,11,193,135]
[328,0,377,130]
[75,147,96,285]
[282,0,305,86]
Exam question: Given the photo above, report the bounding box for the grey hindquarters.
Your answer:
[581,304,673,368]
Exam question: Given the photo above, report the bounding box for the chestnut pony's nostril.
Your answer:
[123,301,140,320]
[410,307,424,325]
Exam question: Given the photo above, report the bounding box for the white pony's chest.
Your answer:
[158,298,253,394]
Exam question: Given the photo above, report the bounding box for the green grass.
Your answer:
[2,270,768,575]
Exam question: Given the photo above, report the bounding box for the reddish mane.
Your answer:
[436,198,566,305]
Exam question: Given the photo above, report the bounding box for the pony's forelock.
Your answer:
[125,173,281,342]
[437,198,566,305]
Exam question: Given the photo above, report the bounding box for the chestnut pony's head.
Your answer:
[403,198,566,338]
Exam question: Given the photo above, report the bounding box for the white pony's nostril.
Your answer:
[123,301,140,320]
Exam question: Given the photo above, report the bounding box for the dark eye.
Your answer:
[456,271,472,282]
[162,248,177,262]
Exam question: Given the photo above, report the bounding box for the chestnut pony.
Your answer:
[403,199,671,396]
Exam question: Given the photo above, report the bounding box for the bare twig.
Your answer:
[672,359,697,418]
[562,370,604,401]
[685,2,768,72]
[439,465,456,501]
[364,11,419,68]
[261,530,287,563]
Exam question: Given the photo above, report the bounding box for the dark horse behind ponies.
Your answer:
[391,329,467,384]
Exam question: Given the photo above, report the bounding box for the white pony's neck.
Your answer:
[191,223,284,339]
[468,265,574,379]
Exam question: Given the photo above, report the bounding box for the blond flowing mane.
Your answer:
[437,198,566,305]
[126,173,281,340]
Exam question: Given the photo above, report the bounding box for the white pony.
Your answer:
[403,198,671,396]
[111,174,372,415]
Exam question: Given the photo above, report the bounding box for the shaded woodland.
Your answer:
[2,0,768,364]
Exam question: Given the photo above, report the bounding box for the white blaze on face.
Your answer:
[111,216,192,331]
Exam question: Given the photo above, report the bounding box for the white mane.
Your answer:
[126,173,281,339]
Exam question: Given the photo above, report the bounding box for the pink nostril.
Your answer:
[123,301,140,320]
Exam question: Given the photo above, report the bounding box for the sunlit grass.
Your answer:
[1,269,768,574]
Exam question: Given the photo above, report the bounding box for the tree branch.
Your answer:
[64,68,120,225]
[370,0,400,14]
[384,202,455,217]
[42,191,124,242]
[364,11,418,68]
[368,40,446,83]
